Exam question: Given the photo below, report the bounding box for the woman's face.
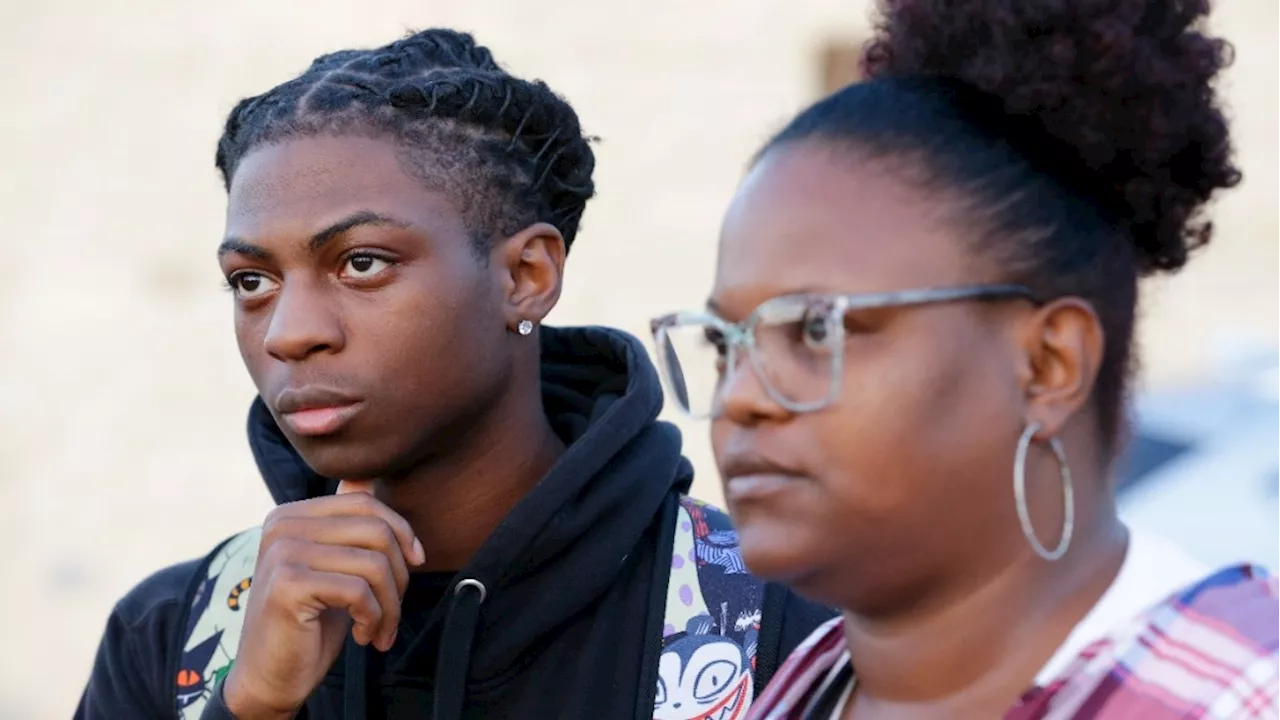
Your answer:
[709,142,1046,612]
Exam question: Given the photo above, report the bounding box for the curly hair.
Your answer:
[761,0,1240,447]
[214,29,596,252]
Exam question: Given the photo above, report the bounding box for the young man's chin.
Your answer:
[291,437,396,483]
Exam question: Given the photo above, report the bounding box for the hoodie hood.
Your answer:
[245,325,694,716]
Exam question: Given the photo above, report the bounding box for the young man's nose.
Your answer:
[263,281,346,362]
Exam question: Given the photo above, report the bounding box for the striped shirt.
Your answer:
[749,565,1279,719]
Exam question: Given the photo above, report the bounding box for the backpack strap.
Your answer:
[752,582,790,692]
[176,501,775,719]
[173,527,263,719]
[653,496,764,719]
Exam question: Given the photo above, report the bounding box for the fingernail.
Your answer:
[412,538,425,565]
[337,479,374,495]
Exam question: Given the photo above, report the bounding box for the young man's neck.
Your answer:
[370,385,565,572]
[839,508,1128,717]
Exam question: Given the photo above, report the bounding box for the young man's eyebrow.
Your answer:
[217,211,413,260]
[308,211,412,253]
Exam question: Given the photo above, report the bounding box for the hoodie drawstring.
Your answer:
[341,577,487,720]
[432,578,486,719]
[343,636,369,720]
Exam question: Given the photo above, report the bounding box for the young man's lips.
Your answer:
[280,402,362,436]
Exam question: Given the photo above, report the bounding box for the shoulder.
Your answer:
[115,528,262,636]
[77,529,264,720]
[772,617,847,676]
[112,527,266,627]
[173,527,263,717]
[1148,565,1279,672]
[750,617,847,719]
[99,557,207,670]
[1126,563,1274,666]
[1206,652,1280,719]
[105,529,261,652]
[1172,564,1279,643]
[77,558,207,719]
[111,558,206,631]
[1155,565,1280,708]
[1050,565,1279,718]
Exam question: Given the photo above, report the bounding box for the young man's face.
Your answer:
[218,134,512,480]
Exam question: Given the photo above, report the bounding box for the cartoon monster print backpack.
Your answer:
[173,496,775,719]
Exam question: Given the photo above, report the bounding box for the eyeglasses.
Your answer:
[649,284,1040,419]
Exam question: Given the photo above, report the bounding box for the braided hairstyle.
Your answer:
[763,0,1240,449]
[215,29,596,252]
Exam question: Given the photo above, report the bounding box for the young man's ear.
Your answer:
[493,222,566,332]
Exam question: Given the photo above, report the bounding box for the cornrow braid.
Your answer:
[214,29,596,251]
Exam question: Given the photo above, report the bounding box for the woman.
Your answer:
[650,0,1277,717]
[76,28,833,720]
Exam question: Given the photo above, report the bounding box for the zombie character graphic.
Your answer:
[680,499,760,660]
[685,500,748,575]
[655,615,754,720]
[176,529,261,719]
[176,630,224,709]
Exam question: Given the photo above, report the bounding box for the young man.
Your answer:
[75,29,833,720]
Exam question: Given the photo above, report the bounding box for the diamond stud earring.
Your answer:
[517,319,534,336]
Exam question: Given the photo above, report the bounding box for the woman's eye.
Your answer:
[801,313,834,349]
[704,327,728,356]
[342,254,392,279]
[228,272,279,300]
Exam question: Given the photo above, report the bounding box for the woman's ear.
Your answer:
[1015,297,1105,438]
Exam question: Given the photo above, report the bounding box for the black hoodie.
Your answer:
[77,326,834,720]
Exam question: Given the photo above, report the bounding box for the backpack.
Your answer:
[174,495,775,719]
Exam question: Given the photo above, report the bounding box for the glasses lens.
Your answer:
[657,321,726,418]
[750,300,841,410]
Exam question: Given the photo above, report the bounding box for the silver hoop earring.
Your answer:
[1013,422,1075,561]
[517,319,534,336]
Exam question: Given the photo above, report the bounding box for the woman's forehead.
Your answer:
[713,143,976,309]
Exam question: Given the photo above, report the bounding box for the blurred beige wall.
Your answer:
[0,1,1274,717]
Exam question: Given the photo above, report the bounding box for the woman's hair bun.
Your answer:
[861,0,1242,274]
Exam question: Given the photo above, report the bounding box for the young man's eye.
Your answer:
[341,254,393,279]
[227,272,279,299]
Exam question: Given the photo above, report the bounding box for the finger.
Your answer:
[261,517,409,597]
[268,493,425,566]
[336,479,374,495]
[274,566,384,647]
[272,542,403,649]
